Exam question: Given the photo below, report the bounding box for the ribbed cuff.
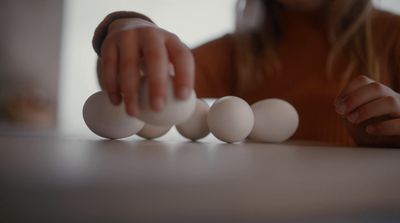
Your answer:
[92,11,154,56]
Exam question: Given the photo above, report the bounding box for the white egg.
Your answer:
[176,99,210,141]
[137,123,172,140]
[207,96,254,143]
[137,77,197,126]
[249,98,299,143]
[83,91,144,139]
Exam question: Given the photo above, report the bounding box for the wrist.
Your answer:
[92,11,154,56]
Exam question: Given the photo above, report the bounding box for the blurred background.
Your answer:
[0,0,399,136]
[0,0,63,131]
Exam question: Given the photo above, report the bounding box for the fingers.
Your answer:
[100,36,121,105]
[335,75,374,106]
[118,32,141,116]
[347,96,400,124]
[166,34,195,100]
[335,75,400,137]
[100,25,189,115]
[336,82,391,115]
[367,119,400,136]
[141,28,169,112]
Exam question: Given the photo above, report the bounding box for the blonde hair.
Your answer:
[234,0,378,94]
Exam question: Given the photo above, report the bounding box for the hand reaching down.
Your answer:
[335,75,400,146]
[335,75,400,135]
[99,18,194,116]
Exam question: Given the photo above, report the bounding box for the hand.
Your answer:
[100,18,194,116]
[335,75,400,146]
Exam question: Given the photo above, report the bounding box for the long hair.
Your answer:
[234,0,377,94]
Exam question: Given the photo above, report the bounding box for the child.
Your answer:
[92,0,400,147]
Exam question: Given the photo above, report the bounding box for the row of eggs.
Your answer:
[83,79,299,143]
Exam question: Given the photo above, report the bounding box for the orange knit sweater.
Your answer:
[193,10,400,146]
[93,10,400,146]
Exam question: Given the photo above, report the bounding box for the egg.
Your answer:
[176,99,210,141]
[137,77,197,126]
[207,96,254,143]
[137,123,172,140]
[83,91,144,139]
[249,98,299,143]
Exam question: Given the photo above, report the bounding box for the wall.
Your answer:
[0,0,63,128]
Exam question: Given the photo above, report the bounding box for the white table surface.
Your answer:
[1,129,400,223]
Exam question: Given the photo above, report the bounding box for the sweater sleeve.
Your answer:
[92,11,154,56]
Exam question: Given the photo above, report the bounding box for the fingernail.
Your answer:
[178,87,191,100]
[347,112,358,123]
[153,97,165,112]
[336,104,346,115]
[366,126,375,134]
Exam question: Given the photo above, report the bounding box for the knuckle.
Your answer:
[369,82,384,93]
[355,75,370,84]
[139,26,159,36]
[173,45,190,59]
[384,96,400,117]
[118,30,135,43]
[167,32,181,43]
